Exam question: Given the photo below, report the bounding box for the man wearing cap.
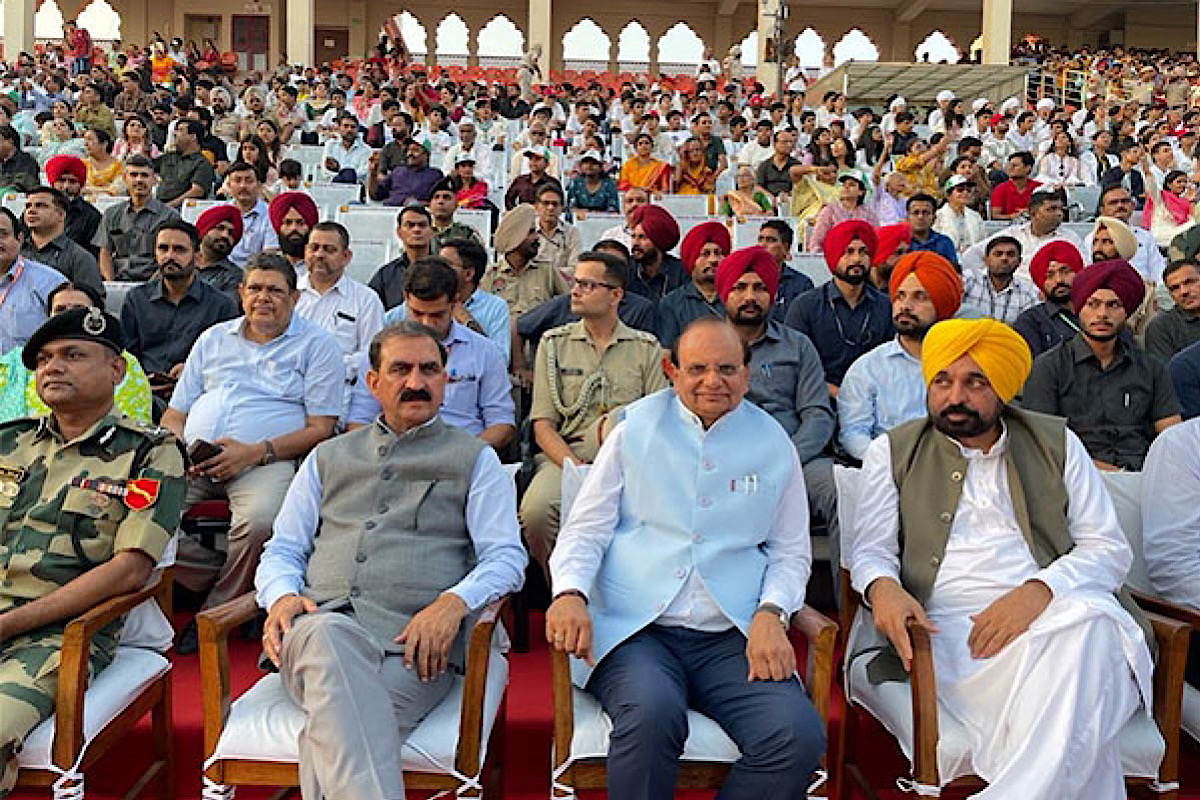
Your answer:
[927,90,955,131]
[785,220,894,393]
[0,307,186,797]
[934,175,986,254]
[504,146,563,210]
[428,178,482,249]
[965,188,1082,283]
[194,205,245,304]
[481,203,567,321]
[905,193,959,267]
[521,251,666,573]
[1145,259,1200,364]
[1089,188,1164,286]
[269,191,319,277]
[847,317,1156,800]
[120,219,239,381]
[1023,259,1181,471]
[718,247,839,564]
[1012,241,1085,358]
[45,154,101,258]
[369,206,436,311]
[807,171,877,253]
[839,251,961,461]
[958,236,1039,325]
[369,138,443,207]
[657,221,730,349]
[627,204,686,300]
[95,155,180,282]
[223,161,279,269]
[19,186,104,302]
[566,151,619,214]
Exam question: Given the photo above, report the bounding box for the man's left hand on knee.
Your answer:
[397,592,468,681]
[746,611,797,681]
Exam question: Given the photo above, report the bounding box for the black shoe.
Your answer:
[176,619,198,655]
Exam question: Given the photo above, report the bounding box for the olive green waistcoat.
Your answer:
[865,407,1153,684]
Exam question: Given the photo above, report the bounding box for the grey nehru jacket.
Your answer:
[303,417,486,669]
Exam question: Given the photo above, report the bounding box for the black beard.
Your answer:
[728,304,766,325]
[933,403,996,440]
[207,238,233,259]
[894,314,932,339]
[280,232,308,257]
[836,266,867,286]
[1046,283,1072,303]
[1084,328,1119,343]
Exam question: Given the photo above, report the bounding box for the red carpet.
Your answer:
[11,611,1200,799]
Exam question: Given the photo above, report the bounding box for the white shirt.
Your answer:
[1083,224,1165,283]
[934,203,987,253]
[550,414,813,628]
[322,135,373,181]
[961,222,1084,284]
[295,271,386,394]
[1141,418,1200,611]
[739,139,774,168]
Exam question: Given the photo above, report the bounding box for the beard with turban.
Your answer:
[45,155,87,197]
[269,192,319,259]
[630,205,681,265]
[824,219,877,286]
[1029,240,1085,304]
[922,318,1033,439]
[715,246,779,327]
[680,221,732,293]
[888,251,963,327]
[195,205,244,260]
[1070,259,1146,340]
[1091,216,1137,262]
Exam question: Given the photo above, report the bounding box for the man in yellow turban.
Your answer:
[844,315,1158,800]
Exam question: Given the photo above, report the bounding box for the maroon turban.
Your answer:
[679,221,732,275]
[714,246,780,303]
[195,204,244,243]
[268,192,318,233]
[824,219,877,272]
[1070,259,1145,316]
[1029,240,1084,289]
[631,204,680,252]
[45,155,86,186]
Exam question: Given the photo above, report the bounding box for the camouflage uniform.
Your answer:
[0,414,186,795]
[432,220,483,250]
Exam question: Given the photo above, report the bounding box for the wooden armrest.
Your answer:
[54,568,171,768]
[549,645,575,779]
[791,605,838,725]
[456,597,509,778]
[1142,608,1191,790]
[906,618,940,789]
[1133,591,1200,631]
[196,591,259,762]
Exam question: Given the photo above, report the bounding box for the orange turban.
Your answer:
[921,319,1032,404]
[679,221,732,275]
[888,251,963,320]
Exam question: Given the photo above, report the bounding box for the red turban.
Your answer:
[268,192,318,233]
[714,246,780,303]
[1029,240,1084,289]
[873,222,911,267]
[1070,259,1145,316]
[679,221,731,275]
[888,251,963,320]
[195,204,244,243]
[823,219,877,272]
[45,155,86,186]
[631,204,680,252]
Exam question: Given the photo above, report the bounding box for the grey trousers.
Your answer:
[279,612,454,800]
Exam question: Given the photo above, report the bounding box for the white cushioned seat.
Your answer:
[19,647,170,769]
[566,688,740,763]
[845,652,1165,787]
[209,649,508,774]
[1184,685,1200,742]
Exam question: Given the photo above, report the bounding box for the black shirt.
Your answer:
[1011,301,1081,359]
[0,150,40,193]
[120,275,239,374]
[656,282,722,348]
[773,266,815,324]
[1021,334,1180,470]
[155,151,217,204]
[626,254,686,301]
[20,233,105,300]
[783,280,894,385]
[65,196,102,258]
[1144,306,1200,365]
[196,258,244,307]
[517,292,658,352]
[368,252,418,310]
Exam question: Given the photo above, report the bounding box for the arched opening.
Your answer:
[434,13,469,65]
[793,28,825,70]
[476,15,523,67]
[562,18,610,71]
[617,21,650,71]
[76,0,121,42]
[34,0,65,40]
[915,30,960,64]
[832,28,878,66]
[970,33,983,59]
[738,31,757,68]
[657,22,704,73]
[389,11,427,60]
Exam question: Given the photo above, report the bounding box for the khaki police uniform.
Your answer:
[519,319,666,570]
[0,414,186,794]
[479,257,569,318]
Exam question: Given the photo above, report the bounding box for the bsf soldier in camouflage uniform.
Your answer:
[520,252,666,574]
[0,307,186,797]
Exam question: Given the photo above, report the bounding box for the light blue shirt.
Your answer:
[0,258,67,354]
[255,416,527,613]
[230,199,280,269]
[384,289,511,362]
[837,338,927,460]
[322,135,373,181]
[346,321,514,434]
[169,313,345,445]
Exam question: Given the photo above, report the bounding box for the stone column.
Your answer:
[4,0,35,60]
[528,0,553,71]
[981,0,1012,65]
[285,0,314,65]
[757,0,781,95]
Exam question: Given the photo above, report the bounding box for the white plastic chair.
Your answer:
[180,199,227,224]
[334,205,401,284]
[305,183,362,218]
[658,194,711,217]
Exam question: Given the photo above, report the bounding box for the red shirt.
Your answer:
[989,178,1041,217]
[69,27,91,58]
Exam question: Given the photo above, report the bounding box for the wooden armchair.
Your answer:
[15,567,175,800]
[836,568,1191,800]
[197,593,508,799]
[550,605,838,798]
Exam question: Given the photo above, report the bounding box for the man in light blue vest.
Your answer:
[546,318,825,800]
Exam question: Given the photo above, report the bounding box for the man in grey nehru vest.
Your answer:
[254,321,527,800]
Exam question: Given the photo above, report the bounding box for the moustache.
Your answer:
[399,388,433,403]
[938,404,980,421]
[160,259,183,271]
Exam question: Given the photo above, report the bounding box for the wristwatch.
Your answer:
[755,602,789,629]
[260,440,277,466]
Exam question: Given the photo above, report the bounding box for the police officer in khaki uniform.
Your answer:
[521,251,666,572]
[480,203,569,319]
[0,308,186,796]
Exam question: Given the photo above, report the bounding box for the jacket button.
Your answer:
[350,587,361,597]
[939,512,952,523]
[377,446,388,457]
[931,556,941,566]
[364,520,376,530]
[950,471,963,482]
[356,553,367,563]
[378,503,389,514]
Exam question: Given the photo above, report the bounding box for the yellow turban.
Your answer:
[921,319,1032,404]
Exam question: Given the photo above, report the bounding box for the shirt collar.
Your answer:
[34,412,123,451]
[1069,332,1130,365]
[566,318,637,342]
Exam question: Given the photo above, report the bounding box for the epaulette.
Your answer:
[544,323,574,339]
[0,416,39,434]
[113,416,173,443]
[630,328,661,345]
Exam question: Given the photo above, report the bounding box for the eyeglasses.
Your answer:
[682,363,741,378]
[572,277,618,293]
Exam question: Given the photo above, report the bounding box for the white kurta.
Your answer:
[849,425,1156,799]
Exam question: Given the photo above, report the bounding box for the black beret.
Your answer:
[22,307,124,369]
